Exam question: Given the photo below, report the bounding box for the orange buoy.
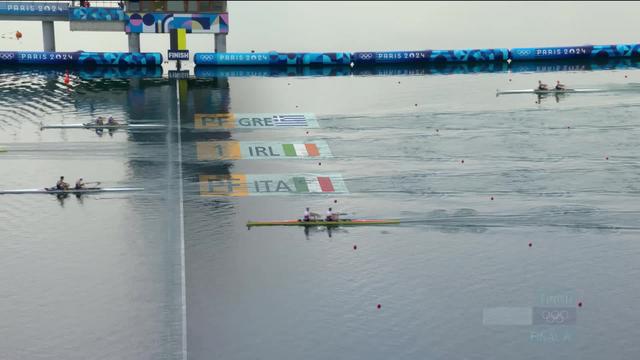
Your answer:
[15,31,22,40]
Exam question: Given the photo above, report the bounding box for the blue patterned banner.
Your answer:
[0,2,67,15]
[194,52,351,66]
[511,44,640,61]
[194,52,272,65]
[352,49,508,64]
[0,51,162,67]
[69,7,127,21]
[270,52,351,66]
[10,51,80,65]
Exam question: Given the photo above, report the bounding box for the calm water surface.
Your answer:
[2,64,640,359]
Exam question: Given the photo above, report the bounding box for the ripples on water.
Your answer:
[3,66,640,359]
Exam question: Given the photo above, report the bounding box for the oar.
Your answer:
[84,181,101,187]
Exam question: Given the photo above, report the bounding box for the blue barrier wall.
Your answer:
[193,44,640,66]
[69,7,127,21]
[194,52,351,66]
[194,52,272,65]
[510,44,640,61]
[0,51,80,64]
[352,49,508,64]
[78,52,162,66]
[271,52,351,65]
[0,51,162,66]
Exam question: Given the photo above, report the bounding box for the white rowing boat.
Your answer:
[496,88,602,95]
[40,123,165,130]
[0,187,144,195]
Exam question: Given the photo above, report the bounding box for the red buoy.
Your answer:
[353,245,357,250]
[377,304,381,309]
[528,242,532,247]
[578,301,583,307]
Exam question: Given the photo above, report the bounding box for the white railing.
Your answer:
[70,1,123,8]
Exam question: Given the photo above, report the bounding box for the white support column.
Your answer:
[128,33,141,53]
[42,21,56,52]
[214,34,227,53]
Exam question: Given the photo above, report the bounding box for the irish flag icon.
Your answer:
[282,143,320,157]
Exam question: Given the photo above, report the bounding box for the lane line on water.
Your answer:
[176,79,187,360]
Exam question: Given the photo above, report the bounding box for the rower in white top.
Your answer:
[302,207,321,222]
[75,178,86,190]
[325,207,339,222]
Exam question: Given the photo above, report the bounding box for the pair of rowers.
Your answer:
[94,116,119,126]
[55,176,87,190]
[303,207,340,222]
[538,80,566,91]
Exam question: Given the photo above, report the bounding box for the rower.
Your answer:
[303,208,320,222]
[95,117,105,126]
[537,80,549,91]
[325,207,339,222]
[75,178,85,190]
[107,116,118,125]
[555,80,566,90]
[56,176,69,190]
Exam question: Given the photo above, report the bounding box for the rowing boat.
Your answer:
[40,123,165,130]
[0,187,144,195]
[247,219,400,227]
[496,88,602,95]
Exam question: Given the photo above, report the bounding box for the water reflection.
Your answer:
[193,58,640,78]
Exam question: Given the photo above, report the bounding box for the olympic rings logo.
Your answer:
[0,53,15,60]
[540,310,570,324]
[517,50,531,56]
[358,53,373,60]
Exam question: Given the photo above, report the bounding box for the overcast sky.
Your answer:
[1,1,640,53]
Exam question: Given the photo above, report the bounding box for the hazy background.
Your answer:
[1,1,640,53]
